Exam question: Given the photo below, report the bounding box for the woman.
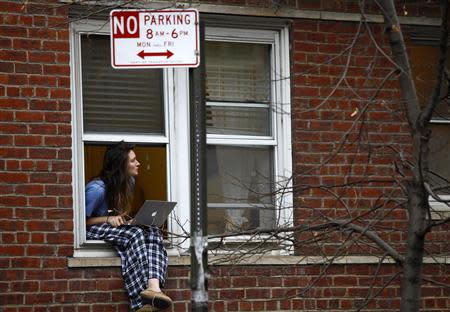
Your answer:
[85,141,172,312]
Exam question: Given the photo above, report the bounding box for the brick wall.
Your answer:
[291,18,410,254]
[0,0,449,311]
[0,0,74,309]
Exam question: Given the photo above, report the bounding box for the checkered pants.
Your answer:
[86,223,168,311]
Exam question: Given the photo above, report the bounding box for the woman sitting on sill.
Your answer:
[85,141,172,312]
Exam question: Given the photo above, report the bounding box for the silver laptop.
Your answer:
[131,200,176,227]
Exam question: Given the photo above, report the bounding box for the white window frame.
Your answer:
[70,20,191,257]
[204,27,293,249]
[71,19,292,257]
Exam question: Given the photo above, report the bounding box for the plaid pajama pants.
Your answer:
[86,223,168,311]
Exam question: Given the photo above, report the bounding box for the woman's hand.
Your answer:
[107,215,125,227]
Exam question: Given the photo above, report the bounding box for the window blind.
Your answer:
[205,41,271,103]
[81,35,164,134]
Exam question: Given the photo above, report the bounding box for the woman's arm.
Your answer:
[86,215,109,226]
[86,215,126,227]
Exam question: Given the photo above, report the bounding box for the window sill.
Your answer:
[67,254,450,268]
[429,199,450,220]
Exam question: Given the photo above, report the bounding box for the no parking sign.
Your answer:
[110,9,200,68]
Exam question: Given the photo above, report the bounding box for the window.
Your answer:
[71,19,292,256]
[205,36,284,235]
[410,27,450,219]
[204,26,292,241]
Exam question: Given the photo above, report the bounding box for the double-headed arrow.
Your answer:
[137,50,174,59]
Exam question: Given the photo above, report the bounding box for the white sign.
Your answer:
[110,9,199,68]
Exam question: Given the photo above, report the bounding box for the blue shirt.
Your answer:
[85,179,108,217]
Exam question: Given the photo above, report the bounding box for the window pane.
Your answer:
[81,35,164,134]
[207,145,275,234]
[429,124,450,194]
[205,41,271,103]
[84,144,167,215]
[410,45,450,119]
[206,106,270,135]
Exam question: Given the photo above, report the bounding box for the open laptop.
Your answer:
[131,200,177,227]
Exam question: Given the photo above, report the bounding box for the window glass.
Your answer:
[207,145,274,234]
[205,42,271,103]
[84,144,167,215]
[206,106,270,136]
[410,45,450,119]
[411,43,450,194]
[81,35,164,134]
[205,41,272,136]
[429,124,450,195]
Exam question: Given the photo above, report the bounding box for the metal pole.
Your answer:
[189,20,208,312]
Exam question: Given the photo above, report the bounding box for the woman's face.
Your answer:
[127,150,140,177]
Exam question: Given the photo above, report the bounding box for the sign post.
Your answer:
[189,21,208,312]
[110,9,207,312]
[110,9,199,68]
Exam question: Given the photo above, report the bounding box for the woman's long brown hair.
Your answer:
[98,141,135,216]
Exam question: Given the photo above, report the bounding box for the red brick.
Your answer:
[58,196,73,208]
[0,25,27,37]
[28,148,57,159]
[232,276,257,287]
[0,195,27,206]
[0,245,24,256]
[51,161,71,172]
[30,99,58,110]
[30,232,45,244]
[30,172,57,183]
[35,87,49,97]
[0,293,24,305]
[45,112,71,122]
[41,280,68,292]
[29,74,57,86]
[13,39,42,51]
[28,51,56,64]
[6,87,20,96]
[15,111,44,122]
[220,289,245,300]
[20,87,33,97]
[57,125,71,135]
[48,16,68,27]
[57,77,70,88]
[245,288,270,299]
[41,257,67,268]
[29,196,57,208]
[10,281,39,292]
[0,172,28,183]
[15,135,42,146]
[46,232,73,244]
[44,184,71,196]
[0,98,27,109]
[56,52,70,63]
[29,124,57,134]
[26,245,55,256]
[24,293,53,305]
[43,64,70,76]
[50,88,70,99]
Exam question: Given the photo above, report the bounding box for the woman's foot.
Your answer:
[140,289,172,310]
[136,304,159,312]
